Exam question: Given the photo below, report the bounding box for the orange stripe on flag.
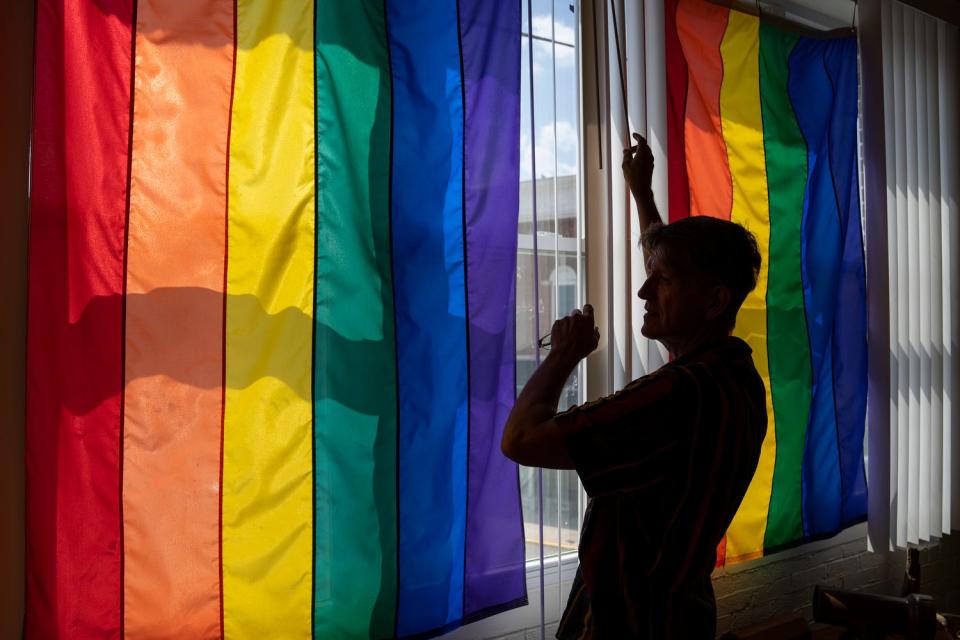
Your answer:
[676,0,732,219]
[121,1,234,636]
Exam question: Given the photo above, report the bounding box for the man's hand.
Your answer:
[622,132,655,201]
[549,304,600,365]
[500,304,601,469]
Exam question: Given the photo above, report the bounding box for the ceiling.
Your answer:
[761,0,858,29]
[726,0,959,30]
[722,0,857,30]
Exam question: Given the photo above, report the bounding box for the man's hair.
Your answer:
[642,216,761,330]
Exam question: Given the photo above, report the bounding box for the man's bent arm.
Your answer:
[501,349,579,469]
[501,305,599,469]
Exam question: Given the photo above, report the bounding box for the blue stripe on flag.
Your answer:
[790,38,844,539]
[823,37,868,527]
[386,0,469,635]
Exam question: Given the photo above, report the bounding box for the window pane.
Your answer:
[532,38,556,240]
[559,469,580,553]
[554,0,576,45]
[530,0,554,39]
[555,41,578,243]
[515,250,537,364]
[518,4,583,564]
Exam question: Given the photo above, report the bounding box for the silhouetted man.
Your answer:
[502,134,766,639]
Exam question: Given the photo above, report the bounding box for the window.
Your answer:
[518,0,586,566]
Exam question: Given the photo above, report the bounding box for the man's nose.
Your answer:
[638,279,650,300]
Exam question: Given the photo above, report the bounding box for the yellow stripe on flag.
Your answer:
[719,10,777,562]
[222,0,315,636]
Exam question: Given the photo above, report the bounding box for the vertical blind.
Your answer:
[871,0,960,549]
[584,0,669,406]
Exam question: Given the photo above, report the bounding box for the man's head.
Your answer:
[638,216,761,352]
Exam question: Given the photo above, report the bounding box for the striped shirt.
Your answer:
[554,336,766,639]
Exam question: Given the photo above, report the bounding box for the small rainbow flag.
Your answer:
[26,1,525,638]
[664,0,868,564]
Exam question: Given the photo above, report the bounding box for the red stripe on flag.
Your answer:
[664,0,690,222]
[26,1,133,636]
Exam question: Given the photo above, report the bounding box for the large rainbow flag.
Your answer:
[664,0,868,564]
[26,1,525,638]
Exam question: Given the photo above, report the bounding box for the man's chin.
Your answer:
[640,321,660,339]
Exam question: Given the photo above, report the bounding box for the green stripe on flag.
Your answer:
[759,23,812,549]
[314,2,398,637]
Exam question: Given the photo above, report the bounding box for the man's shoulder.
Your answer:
[554,362,690,429]
[615,362,699,407]
[671,337,762,389]
[666,337,767,425]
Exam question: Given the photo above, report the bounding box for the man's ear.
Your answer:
[704,284,730,322]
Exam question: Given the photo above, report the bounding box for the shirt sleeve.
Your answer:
[556,367,698,497]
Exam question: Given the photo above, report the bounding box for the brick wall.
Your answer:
[713,524,960,635]
[448,524,960,639]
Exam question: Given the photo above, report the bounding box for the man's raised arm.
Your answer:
[622,133,662,271]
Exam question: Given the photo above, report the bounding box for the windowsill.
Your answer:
[524,549,581,585]
[440,552,581,639]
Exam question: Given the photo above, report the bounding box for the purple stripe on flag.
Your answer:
[459,0,527,618]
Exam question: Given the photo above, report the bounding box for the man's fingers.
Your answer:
[631,133,654,157]
[622,139,653,166]
[633,132,651,153]
[551,306,599,357]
